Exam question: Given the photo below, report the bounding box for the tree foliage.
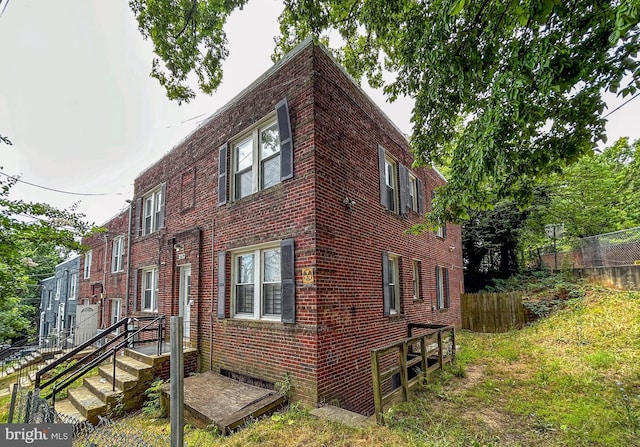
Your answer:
[523,137,640,247]
[129,0,249,103]
[0,174,90,341]
[131,1,640,221]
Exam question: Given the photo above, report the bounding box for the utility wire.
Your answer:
[0,0,10,19]
[0,171,123,196]
[603,91,640,118]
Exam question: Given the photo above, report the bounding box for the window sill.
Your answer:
[387,313,405,321]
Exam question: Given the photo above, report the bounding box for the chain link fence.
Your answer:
[537,226,640,269]
[8,384,171,447]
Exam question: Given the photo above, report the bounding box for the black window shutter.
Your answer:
[135,198,142,237]
[281,238,295,323]
[399,164,409,216]
[444,267,450,308]
[276,99,294,181]
[218,143,228,206]
[132,269,139,311]
[159,182,167,229]
[217,251,226,319]
[417,178,424,214]
[378,146,387,209]
[382,251,390,316]
[435,265,441,308]
[443,223,448,239]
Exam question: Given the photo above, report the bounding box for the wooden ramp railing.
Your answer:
[371,325,455,423]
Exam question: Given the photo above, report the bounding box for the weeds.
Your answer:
[142,379,165,418]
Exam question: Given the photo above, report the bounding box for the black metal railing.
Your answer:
[34,316,165,405]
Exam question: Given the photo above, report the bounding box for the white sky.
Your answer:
[1,1,639,226]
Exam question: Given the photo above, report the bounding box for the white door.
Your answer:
[179,265,192,341]
[110,299,122,334]
[74,304,98,346]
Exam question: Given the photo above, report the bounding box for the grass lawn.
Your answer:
[2,282,639,446]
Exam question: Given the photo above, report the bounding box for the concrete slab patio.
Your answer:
[165,371,286,433]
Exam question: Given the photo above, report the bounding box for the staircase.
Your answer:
[54,347,156,424]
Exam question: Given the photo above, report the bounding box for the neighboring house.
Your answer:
[39,257,80,347]
[77,210,129,342]
[79,39,463,415]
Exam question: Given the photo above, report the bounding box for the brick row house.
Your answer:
[39,256,79,348]
[78,39,463,415]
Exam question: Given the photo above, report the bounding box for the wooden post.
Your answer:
[371,350,383,423]
[420,336,427,378]
[437,330,444,371]
[400,343,409,402]
[170,316,184,447]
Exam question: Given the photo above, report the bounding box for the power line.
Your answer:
[0,0,10,19]
[0,171,123,196]
[603,91,640,118]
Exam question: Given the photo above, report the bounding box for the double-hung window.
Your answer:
[84,251,92,279]
[435,265,450,309]
[55,278,61,301]
[412,260,422,301]
[378,146,423,215]
[382,252,401,316]
[408,174,419,212]
[233,121,280,200]
[69,273,77,300]
[219,98,293,205]
[111,236,125,272]
[143,187,165,236]
[233,245,282,319]
[383,156,398,213]
[142,267,159,312]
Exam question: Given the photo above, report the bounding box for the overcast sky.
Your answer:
[1,1,639,226]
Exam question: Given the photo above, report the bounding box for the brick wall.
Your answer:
[310,47,462,414]
[79,209,130,329]
[112,40,462,415]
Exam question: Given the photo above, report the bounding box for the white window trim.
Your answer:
[231,115,280,201]
[412,260,421,301]
[436,265,449,309]
[143,188,163,236]
[69,273,78,300]
[55,278,61,301]
[409,173,418,212]
[111,236,125,272]
[388,254,400,314]
[84,251,92,279]
[231,242,282,321]
[141,267,159,312]
[384,155,399,213]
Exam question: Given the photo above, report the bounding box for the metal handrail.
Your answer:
[34,318,129,389]
[38,315,165,404]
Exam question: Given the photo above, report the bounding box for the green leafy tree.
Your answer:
[130,1,640,221]
[0,174,90,341]
[462,198,530,291]
[523,138,640,251]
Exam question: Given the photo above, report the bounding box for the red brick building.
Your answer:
[79,40,463,415]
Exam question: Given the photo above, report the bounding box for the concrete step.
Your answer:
[98,364,138,391]
[122,348,156,367]
[54,398,86,423]
[115,355,153,379]
[83,375,122,406]
[67,386,106,425]
[310,405,373,428]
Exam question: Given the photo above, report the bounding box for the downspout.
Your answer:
[210,218,214,371]
[125,200,133,318]
[102,234,108,328]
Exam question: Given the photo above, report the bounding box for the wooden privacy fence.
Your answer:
[461,292,524,333]
[371,325,455,422]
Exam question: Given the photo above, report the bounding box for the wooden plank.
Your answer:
[371,350,383,422]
